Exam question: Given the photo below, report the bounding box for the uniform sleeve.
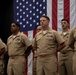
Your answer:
[21,34,31,48]
[3,43,7,51]
[68,28,75,46]
[54,31,65,45]
[0,38,5,50]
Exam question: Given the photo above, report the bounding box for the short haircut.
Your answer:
[61,19,69,23]
[40,15,50,21]
[15,22,20,28]
[12,22,20,28]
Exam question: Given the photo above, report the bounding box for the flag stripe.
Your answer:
[52,0,58,30]
[33,30,36,38]
[27,31,33,75]
[47,0,52,28]
[64,0,70,28]
[57,0,64,32]
[27,52,33,75]
[70,0,76,29]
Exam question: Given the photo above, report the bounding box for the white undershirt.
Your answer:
[63,32,67,35]
[13,35,16,39]
[42,30,47,34]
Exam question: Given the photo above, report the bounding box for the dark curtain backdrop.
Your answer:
[0,1,14,75]
[0,0,14,43]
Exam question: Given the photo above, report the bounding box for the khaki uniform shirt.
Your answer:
[0,38,7,68]
[0,38,6,50]
[33,28,65,56]
[68,26,76,51]
[7,32,31,56]
[60,30,73,53]
[32,38,37,57]
[0,38,7,57]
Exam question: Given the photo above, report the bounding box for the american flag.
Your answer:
[14,0,47,32]
[14,0,76,75]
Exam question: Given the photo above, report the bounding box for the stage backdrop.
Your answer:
[13,0,76,75]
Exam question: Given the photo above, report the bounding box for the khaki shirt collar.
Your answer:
[61,29,70,36]
[10,31,21,38]
[40,27,52,35]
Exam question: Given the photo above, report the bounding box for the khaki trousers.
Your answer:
[73,51,76,75]
[7,56,25,75]
[36,55,58,75]
[59,51,74,75]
